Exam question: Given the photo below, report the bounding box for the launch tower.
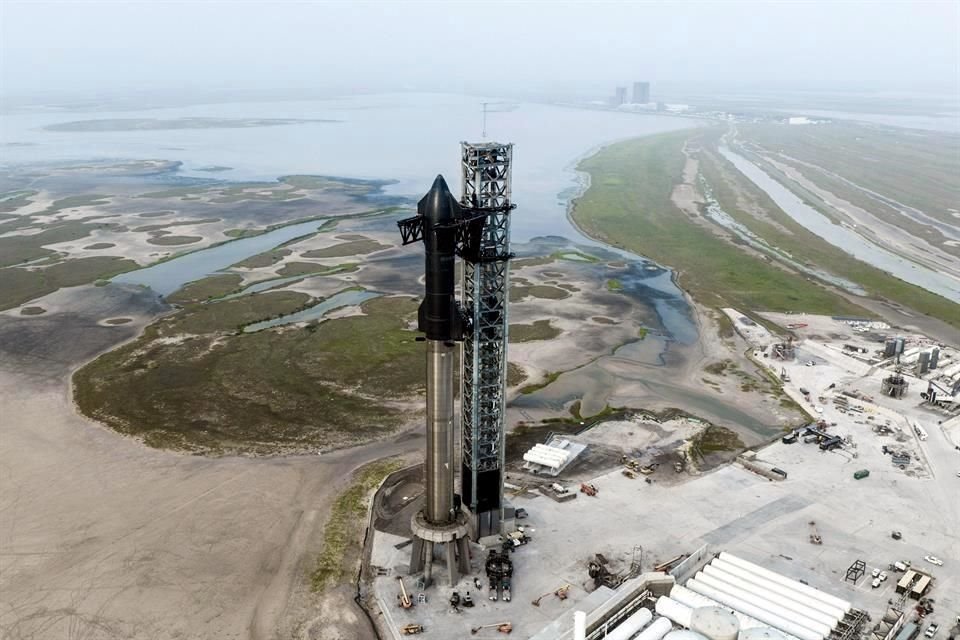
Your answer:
[458,142,515,538]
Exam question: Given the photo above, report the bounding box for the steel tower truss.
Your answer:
[458,142,515,537]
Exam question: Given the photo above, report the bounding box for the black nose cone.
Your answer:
[419,174,459,223]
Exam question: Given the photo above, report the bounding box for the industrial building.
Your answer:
[532,552,866,640]
[633,81,651,104]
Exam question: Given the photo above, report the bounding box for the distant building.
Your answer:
[614,86,627,106]
[632,81,650,104]
[788,116,814,125]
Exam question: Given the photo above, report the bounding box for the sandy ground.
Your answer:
[0,285,422,640]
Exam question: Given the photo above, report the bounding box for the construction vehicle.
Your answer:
[638,465,655,475]
[485,549,513,602]
[809,520,822,545]
[622,469,636,479]
[397,576,413,609]
[400,623,424,635]
[531,584,571,606]
[580,483,598,496]
[471,622,513,635]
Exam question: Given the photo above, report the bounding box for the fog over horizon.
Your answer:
[1,0,958,101]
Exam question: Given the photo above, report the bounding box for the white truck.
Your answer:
[914,421,928,441]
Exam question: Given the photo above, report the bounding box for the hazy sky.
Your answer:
[1,1,958,97]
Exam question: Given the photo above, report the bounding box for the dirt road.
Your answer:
[0,284,422,640]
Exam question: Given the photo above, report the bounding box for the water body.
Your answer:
[243,289,379,332]
[112,220,325,295]
[719,146,960,302]
[1,93,700,244]
[699,176,867,295]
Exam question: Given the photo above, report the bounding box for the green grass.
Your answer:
[301,238,390,259]
[571,130,874,317]
[510,284,571,302]
[146,235,203,246]
[0,190,38,213]
[310,458,404,592]
[0,256,138,310]
[606,278,623,291]
[0,220,123,267]
[165,291,311,334]
[689,425,745,461]
[519,370,562,395]
[506,362,528,387]
[166,274,244,305]
[19,306,46,316]
[277,262,359,277]
[232,248,292,268]
[509,320,561,343]
[699,145,960,329]
[73,296,426,454]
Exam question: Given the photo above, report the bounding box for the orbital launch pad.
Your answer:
[397,142,515,585]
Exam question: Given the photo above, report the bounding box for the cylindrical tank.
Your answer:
[634,617,674,640]
[740,628,788,640]
[707,561,845,620]
[605,607,654,640]
[717,553,851,613]
[686,579,822,640]
[670,586,798,640]
[425,339,455,523]
[690,606,740,640]
[656,596,692,627]
[574,611,587,640]
[664,631,709,640]
[696,569,839,629]
[692,573,832,637]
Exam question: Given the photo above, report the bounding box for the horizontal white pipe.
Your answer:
[687,579,823,640]
[718,553,850,612]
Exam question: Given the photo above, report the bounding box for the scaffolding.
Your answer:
[458,142,515,538]
[845,559,866,583]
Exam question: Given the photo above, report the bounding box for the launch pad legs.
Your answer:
[409,511,471,587]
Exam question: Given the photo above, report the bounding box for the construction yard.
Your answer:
[362,312,959,640]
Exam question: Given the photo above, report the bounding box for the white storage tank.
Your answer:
[634,617,674,640]
[656,596,692,627]
[717,553,850,613]
[740,628,788,640]
[691,572,832,637]
[690,606,740,640]
[693,570,838,631]
[706,561,845,621]
[605,607,654,640]
[686,579,821,640]
[670,586,765,633]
